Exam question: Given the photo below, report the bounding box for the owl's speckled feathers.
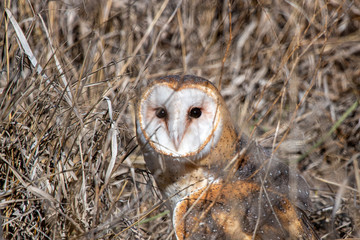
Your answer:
[136,75,318,239]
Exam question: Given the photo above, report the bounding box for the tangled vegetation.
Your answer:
[1,0,359,239]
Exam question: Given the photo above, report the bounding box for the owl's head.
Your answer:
[136,75,230,159]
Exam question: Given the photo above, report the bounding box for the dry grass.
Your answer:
[1,0,359,239]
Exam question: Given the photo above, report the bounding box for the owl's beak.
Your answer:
[168,114,186,151]
[171,131,183,151]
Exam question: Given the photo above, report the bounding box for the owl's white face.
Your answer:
[137,83,223,158]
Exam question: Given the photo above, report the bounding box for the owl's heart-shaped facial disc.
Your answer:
[138,83,223,157]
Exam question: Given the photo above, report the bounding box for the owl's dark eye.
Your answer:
[155,108,167,119]
[189,107,202,118]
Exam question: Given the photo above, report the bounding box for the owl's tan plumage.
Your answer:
[136,75,318,239]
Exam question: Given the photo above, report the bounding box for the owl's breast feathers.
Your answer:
[172,137,319,240]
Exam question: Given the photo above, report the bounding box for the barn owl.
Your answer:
[136,75,318,239]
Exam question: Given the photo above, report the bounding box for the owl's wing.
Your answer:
[235,136,313,213]
[173,138,319,240]
[173,180,319,240]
